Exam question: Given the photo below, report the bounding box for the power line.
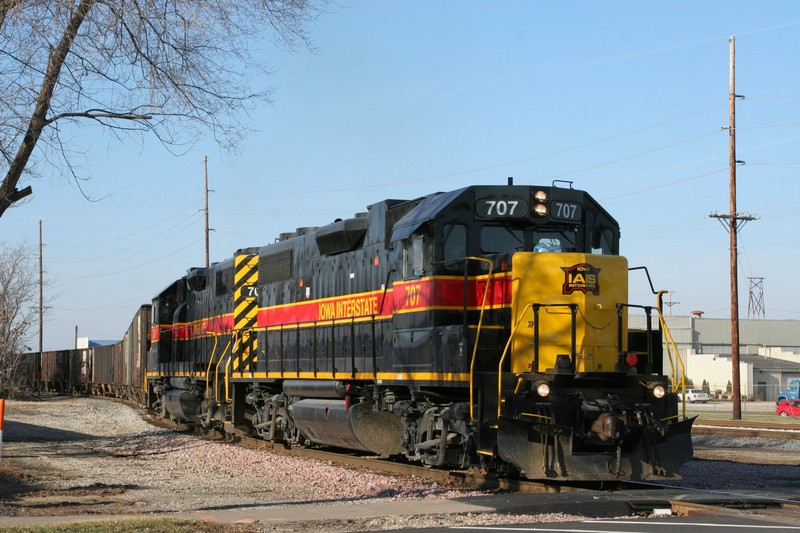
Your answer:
[664,291,680,315]
[228,104,729,197]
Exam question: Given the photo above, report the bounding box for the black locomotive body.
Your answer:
[145,182,693,481]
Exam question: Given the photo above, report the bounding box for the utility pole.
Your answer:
[709,36,757,420]
[38,220,43,354]
[664,291,680,315]
[726,35,742,422]
[204,156,210,268]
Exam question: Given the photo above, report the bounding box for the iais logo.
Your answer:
[561,263,601,295]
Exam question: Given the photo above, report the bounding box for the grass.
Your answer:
[0,518,261,533]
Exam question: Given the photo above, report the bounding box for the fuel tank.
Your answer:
[163,389,201,423]
[290,399,405,456]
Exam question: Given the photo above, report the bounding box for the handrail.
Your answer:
[655,307,687,419]
[225,349,234,402]
[465,256,494,422]
[226,328,249,403]
[497,303,535,418]
[214,334,234,403]
[531,303,577,372]
[495,302,578,419]
[204,334,220,399]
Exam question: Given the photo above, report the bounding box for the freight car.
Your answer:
[39,349,90,394]
[145,180,693,481]
[26,305,151,401]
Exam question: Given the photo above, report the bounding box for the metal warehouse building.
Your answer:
[630,314,800,402]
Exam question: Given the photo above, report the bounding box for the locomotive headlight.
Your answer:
[534,381,551,398]
[533,203,548,216]
[649,384,666,399]
[532,190,549,217]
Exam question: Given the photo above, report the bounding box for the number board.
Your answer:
[550,201,582,222]
[475,197,529,219]
[238,285,259,299]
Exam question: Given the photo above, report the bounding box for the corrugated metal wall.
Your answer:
[693,318,800,348]
[629,315,800,354]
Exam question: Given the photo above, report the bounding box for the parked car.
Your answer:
[777,378,800,404]
[776,399,800,417]
[679,389,710,403]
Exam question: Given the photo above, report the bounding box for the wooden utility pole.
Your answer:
[709,36,756,420]
[204,156,210,268]
[38,220,43,354]
[727,36,742,421]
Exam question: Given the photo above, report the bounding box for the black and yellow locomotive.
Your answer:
[147,181,693,481]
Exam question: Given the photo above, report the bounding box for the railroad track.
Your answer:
[156,415,630,494]
[152,410,800,492]
[153,409,800,525]
[229,429,587,494]
[669,498,800,526]
[692,419,800,440]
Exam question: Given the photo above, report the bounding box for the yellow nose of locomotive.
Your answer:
[510,252,628,374]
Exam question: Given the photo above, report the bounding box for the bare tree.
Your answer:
[0,243,39,397]
[0,0,327,218]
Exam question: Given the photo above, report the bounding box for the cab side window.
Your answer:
[404,235,425,278]
[591,227,615,255]
[442,223,466,271]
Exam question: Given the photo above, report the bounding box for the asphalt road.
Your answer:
[383,516,800,532]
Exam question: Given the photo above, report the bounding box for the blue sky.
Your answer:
[3,1,799,350]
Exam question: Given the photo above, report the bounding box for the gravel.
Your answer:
[0,397,586,530]
[2,397,799,531]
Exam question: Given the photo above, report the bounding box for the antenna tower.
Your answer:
[747,277,765,319]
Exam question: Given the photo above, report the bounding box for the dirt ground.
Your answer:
[0,396,490,518]
[2,395,800,528]
[0,397,603,531]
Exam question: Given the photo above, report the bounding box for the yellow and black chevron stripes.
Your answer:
[233,254,259,372]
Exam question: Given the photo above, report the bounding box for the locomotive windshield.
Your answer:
[478,226,583,255]
[438,187,619,271]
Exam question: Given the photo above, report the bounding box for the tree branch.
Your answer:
[0,0,97,216]
[0,0,328,219]
[46,109,153,124]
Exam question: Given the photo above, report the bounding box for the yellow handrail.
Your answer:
[656,309,685,391]
[214,334,234,403]
[225,352,234,403]
[204,334,220,399]
[224,328,248,403]
[466,257,494,422]
[655,307,687,419]
[496,303,535,418]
